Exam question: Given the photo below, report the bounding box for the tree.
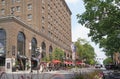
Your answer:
[41,48,64,62]
[103,57,113,65]
[75,38,96,65]
[51,48,64,61]
[77,0,120,57]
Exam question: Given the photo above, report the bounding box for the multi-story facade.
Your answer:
[0,0,72,72]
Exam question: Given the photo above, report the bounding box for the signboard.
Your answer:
[71,43,76,61]
[71,43,76,53]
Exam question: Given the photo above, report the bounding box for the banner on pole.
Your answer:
[71,43,76,53]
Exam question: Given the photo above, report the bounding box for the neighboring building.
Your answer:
[0,0,72,72]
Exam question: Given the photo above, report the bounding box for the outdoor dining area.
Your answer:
[37,59,86,72]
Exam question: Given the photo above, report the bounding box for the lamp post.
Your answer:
[62,56,65,68]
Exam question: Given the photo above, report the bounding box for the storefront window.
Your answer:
[0,29,6,66]
[0,29,6,54]
[17,32,25,55]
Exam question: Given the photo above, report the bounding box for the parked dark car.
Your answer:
[103,64,120,79]
[109,71,120,79]
[105,64,117,70]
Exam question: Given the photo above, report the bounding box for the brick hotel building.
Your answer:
[0,0,72,71]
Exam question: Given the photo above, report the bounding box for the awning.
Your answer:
[76,61,82,65]
[64,61,73,64]
[52,60,61,64]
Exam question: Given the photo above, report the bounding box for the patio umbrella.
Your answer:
[64,61,72,65]
[52,60,61,64]
[76,61,82,65]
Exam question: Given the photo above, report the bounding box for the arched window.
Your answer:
[0,29,6,54]
[41,42,46,51]
[49,45,53,53]
[0,29,6,66]
[41,42,46,58]
[17,32,25,55]
[31,38,37,56]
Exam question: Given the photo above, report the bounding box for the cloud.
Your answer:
[65,0,79,3]
[72,24,107,60]
[72,24,90,42]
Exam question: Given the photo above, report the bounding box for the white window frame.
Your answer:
[28,4,32,10]
[1,9,5,15]
[16,6,21,12]
[27,14,32,20]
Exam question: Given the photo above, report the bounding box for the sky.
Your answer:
[65,0,107,64]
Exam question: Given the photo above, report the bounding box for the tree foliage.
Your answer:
[42,48,64,62]
[103,57,113,65]
[51,48,64,61]
[75,38,96,65]
[77,0,120,56]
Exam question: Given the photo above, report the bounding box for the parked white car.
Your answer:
[95,64,102,68]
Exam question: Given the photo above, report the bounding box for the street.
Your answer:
[0,68,98,79]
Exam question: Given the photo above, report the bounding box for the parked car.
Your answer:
[105,64,117,70]
[95,64,102,68]
[102,64,119,79]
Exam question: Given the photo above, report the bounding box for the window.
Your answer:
[1,9,5,15]
[12,0,15,4]
[27,14,32,20]
[42,0,45,4]
[41,42,46,58]
[42,16,45,23]
[16,0,20,2]
[11,7,15,14]
[31,38,37,56]
[48,31,51,37]
[41,26,45,32]
[49,46,53,53]
[42,7,44,13]
[1,0,5,5]
[16,6,21,12]
[17,32,25,55]
[0,29,6,54]
[28,4,32,10]
[0,29,6,66]
[11,7,15,12]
